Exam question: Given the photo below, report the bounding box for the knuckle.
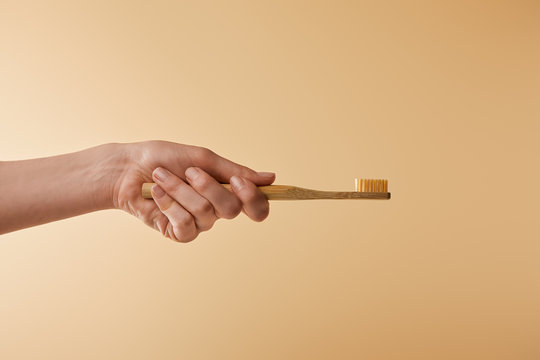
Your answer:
[220,200,242,219]
[253,204,270,222]
[178,231,198,243]
[176,214,195,228]
[153,214,168,234]
[197,221,214,232]
[166,226,180,242]
[165,221,197,243]
[170,226,197,243]
[193,147,215,164]
[194,199,214,216]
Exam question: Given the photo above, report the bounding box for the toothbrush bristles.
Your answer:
[355,178,389,192]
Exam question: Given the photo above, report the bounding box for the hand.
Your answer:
[112,141,275,242]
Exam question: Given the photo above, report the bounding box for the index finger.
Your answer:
[190,147,275,186]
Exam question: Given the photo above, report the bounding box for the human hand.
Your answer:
[112,141,275,242]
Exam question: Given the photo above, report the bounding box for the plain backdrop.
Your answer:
[1,1,539,359]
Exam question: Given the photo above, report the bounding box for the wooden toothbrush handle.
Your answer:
[142,183,298,200]
[141,183,390,200]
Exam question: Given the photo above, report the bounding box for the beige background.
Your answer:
[1,1,539,359]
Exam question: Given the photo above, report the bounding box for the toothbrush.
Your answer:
[142,178,390,200]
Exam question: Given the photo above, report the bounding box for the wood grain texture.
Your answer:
[141,183,391,200]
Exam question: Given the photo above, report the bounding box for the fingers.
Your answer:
[191,147,275,186]
[150,184,198,243]
[230,176,270,222]
[185,167,243,219]
[153,167,217,231]
[149,161,274,242]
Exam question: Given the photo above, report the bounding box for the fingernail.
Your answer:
[154,167,169,182]
[185,167,200,182]
[230,176,246,190]
[257,171,275,178]
[152,184,166,198]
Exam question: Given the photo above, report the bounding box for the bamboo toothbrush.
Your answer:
[142,178,390,200]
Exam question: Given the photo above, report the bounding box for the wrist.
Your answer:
[88,143,131,210]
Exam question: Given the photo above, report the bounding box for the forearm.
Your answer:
[0,143,126,234]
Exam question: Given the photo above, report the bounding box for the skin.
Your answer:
[0,141,275,242]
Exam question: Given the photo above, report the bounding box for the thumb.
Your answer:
[194,148,275,186]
